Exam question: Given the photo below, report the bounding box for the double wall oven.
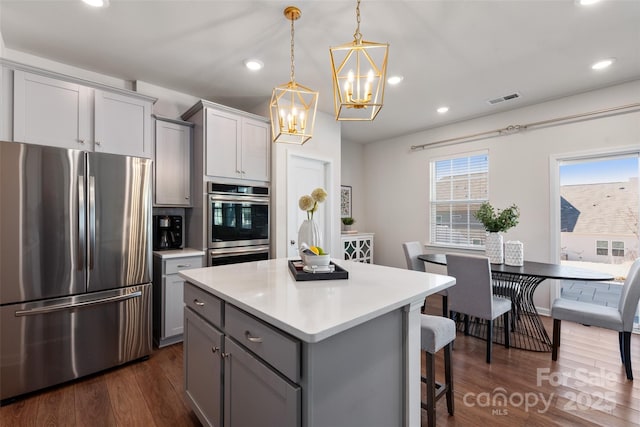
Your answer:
[207,183,269,266]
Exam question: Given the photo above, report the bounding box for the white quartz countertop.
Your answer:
[153,248,206,259]
[179,258,455,343]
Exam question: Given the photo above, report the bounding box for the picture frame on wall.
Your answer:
[340,185,352,218]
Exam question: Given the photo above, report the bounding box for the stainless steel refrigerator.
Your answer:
[0,140,153,401]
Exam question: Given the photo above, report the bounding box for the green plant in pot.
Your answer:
[474,202,519,263]
[341,217,356,231]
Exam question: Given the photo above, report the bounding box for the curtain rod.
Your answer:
[410,102,640,151]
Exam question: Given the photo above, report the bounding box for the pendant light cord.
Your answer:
[353,0,362,43]
[290,13,296,84]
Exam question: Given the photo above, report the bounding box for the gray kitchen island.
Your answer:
[179,258,455,427]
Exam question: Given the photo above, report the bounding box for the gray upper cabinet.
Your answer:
[94,89,153,158]
[13,70,90,150]
[240,117,270,182]
[6,63,155,158]
[205,108,270,182]
[182,100,270,185]
[154,117,193,206]
[205,108,241,179]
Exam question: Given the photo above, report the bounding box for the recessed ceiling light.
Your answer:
[578,0,601,6]
[437,106,449,114]
[387,75,404,85]
[244,59,264,71]
[82,0,109,7]
[591,58,615,70]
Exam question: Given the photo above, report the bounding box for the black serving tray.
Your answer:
[288,260,349,281]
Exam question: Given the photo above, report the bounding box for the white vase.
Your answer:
[485,232,504,264]
[504,240,524,266]
[298,219,322,249]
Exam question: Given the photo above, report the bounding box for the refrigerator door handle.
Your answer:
[14,291,142,317]
[78,175,85,270]
[88,175,96,270]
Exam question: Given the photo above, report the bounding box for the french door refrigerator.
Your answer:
[0,140,153,401]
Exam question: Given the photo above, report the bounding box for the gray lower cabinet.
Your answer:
[182,273,407,427]
[184,307,223,427]
[183,282,301,427]
[153,254,204,347]
[224,337,300,427]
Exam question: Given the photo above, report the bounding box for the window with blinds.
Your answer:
[430,152,489,247]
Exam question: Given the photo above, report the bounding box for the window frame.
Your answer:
[612,240,625,257]
[596,240,609,256]
[429,150,489,249]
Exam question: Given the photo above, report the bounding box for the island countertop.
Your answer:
[179,258,455,343]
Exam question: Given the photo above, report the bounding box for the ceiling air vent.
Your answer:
[486,92,521,105]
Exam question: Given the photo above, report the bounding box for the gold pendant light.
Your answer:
[270,6,318,145]
[329,0,389,121]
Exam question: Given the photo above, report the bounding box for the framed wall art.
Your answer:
[340,185,352,218]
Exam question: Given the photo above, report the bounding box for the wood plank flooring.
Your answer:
[1,296,638,426]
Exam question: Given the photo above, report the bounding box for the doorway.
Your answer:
[554,151,639,330]
[286,154,333,258]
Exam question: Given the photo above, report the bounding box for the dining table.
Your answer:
[417,253,615,352]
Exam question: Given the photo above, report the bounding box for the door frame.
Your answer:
[286,151,334,258]
[549,145,640,303]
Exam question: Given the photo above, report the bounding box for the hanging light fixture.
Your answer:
[329,0,389,121]
[270,6,318,145]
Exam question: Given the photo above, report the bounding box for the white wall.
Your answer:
[340,140,367,231]
[363,80,640,310]
[0,9,5,57]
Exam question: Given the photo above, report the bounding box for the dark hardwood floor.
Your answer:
[2,296,639,426]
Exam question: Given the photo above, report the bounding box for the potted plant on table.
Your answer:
[341,217,356,232]
[474,202,520,264]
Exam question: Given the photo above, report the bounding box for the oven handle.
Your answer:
[209,246,270,258]
[208,194,269,205]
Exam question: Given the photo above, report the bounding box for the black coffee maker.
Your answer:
[153,215,183,250]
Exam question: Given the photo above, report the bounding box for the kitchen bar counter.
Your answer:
[179,258,454,343]
[179,258,455,427]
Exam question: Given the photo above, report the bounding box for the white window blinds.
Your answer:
[430,152,488,247]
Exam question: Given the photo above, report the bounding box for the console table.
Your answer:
[341,232,374,263]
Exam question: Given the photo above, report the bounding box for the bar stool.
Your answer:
[421,314,456,427]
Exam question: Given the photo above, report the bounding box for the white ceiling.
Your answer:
[1,0,639,144]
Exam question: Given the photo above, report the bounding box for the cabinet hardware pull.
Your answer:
[241,170,246,174]
[221,352,230,359]
[211,346,219,354]
[236,169,241,173]
[177,264,191,268]
[78,139,85,144]
[245,331,263,343]
[95,140,102,146]
[194,299,205,306]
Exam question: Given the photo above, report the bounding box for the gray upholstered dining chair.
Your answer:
[402,241,448,317]
[446,253,512,363]
[552,257,640,380]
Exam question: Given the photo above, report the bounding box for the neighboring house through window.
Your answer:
[612,241,625,257]
[596,240,608,256]
[430,151,489,247]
